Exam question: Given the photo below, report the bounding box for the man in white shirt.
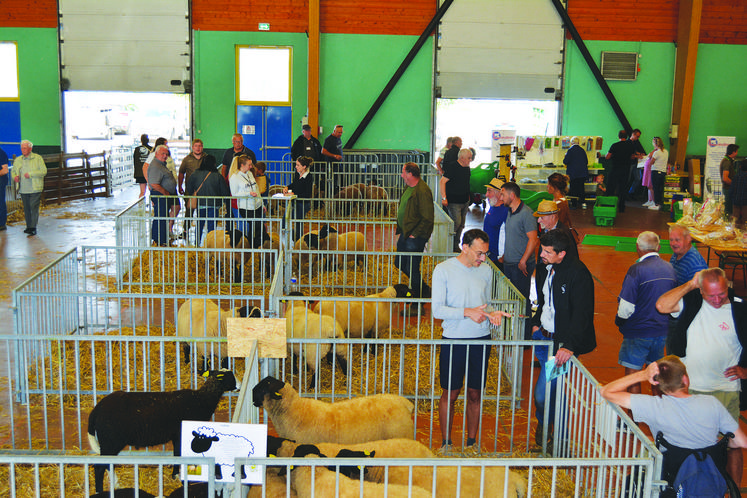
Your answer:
[656,267,747,485]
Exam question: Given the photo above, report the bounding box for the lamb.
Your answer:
[176,299,261,373]
[313,284,411,340]
[252,376,415,444]
[87,369,238,493]
[89,489,156,498]
[328,184,363,217]
[247,467,297,498]
[290,456,432,498]
[285,293,348,389]
[362,184,389,216]
[202,229,252,282]
[318,224,366,269]
[292,229,321,268]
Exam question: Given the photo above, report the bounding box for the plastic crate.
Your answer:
[595,216,615,226]
[593,205,617,219]
[594,196,618,209]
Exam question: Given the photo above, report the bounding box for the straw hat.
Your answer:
[534,199,559,217]
[485,178,505,190]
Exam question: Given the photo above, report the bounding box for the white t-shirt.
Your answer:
[682,302,741,392]
[651,148,669,173]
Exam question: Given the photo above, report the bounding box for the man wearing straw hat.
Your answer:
[482,178,507,269]
[432,228,512,457]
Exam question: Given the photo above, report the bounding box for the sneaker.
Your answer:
[642,200,653,207]
[648,204,660,210]
[435,444,454,457]
[462,444,481,457]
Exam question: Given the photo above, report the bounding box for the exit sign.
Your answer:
[258,23,270,31]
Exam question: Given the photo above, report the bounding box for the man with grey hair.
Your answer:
[668,224,707,286]
[440,148,472,252]
[657,267,747,484]
[616,231,676,393]
[12,140,47,236]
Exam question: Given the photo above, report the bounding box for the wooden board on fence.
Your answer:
[226,318,287,359]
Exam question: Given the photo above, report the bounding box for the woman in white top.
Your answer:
[229,155,266,246]
[644,137,669,210]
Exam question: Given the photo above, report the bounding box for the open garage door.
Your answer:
[437,0,565,100]
[59,0,190,92]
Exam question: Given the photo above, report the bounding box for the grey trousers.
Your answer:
[21,192,42,230]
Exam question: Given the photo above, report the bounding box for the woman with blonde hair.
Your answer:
[229,155,266,246]
[644,137,669,210]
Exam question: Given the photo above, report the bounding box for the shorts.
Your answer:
[618,336,666,370]
[690,389,740,423]
[439,335,492,391]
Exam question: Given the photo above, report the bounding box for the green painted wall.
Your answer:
[194,31,433,153]
[0,28,61,149]
[193,30,309,150]
[563,40,747,157]
[319,34,432,151]
[562,40,675,156]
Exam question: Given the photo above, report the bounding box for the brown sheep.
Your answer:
[328,184,363,217]
[318,224,366,269]
[362,185,389,216]
[202,229,252,283]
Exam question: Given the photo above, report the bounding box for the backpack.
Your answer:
[656,432,739,498]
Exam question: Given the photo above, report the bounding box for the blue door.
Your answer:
[236,105,291,185]
[0,101,22,159]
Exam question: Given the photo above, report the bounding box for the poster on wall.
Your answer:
[181,421,267,484]
[705,136,735,196]
[491,130,516,160]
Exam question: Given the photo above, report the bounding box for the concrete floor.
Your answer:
[2,186,747,486]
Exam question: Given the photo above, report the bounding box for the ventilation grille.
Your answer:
[601,52,638,81]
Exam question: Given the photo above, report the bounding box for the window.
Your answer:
[0,42,19,100]
[236,46,292,105]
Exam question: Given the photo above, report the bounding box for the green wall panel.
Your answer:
[689,44,747,153]
[562,40,674,156]
[0,28,61,148]
[194,31,433,153]
[193,31,309,150]
[319,34,432,151]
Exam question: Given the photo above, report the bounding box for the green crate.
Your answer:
[593,205,617,218]
[595,216,615,226]
[595,196,618,209]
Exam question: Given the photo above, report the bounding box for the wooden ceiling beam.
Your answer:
[670,0,702,169]
[308,0,320,137]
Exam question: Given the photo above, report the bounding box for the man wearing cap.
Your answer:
[291,124,322,162]
[563,137,588,206]
[500,181,538,339]
[483,178,508,269]
[616,231,676,394]
[534,199,579,289]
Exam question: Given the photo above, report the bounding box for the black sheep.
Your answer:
[89,489,156,498]
[87,369,238,494]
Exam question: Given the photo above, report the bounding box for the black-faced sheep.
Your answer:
[285,293,348,389]
[318,224,366,269]
[313,284,411,340]
[87,369,238,493]
[252,376,414,444]
[176,299,262,373]
[290,456,432,498]
[89,489,156,498]
[165,482,211,498]
[292,229,321,269]
[362,185,389,217]
[203,229,255,283]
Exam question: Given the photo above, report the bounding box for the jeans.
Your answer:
[446,202,468,252]
[503,259,536,339]
[532,328,557,426]
[394,235,430,298]
[196,207,218,246]
[0,178,8,227]
[150,193,171,246]
[234,207,266,247]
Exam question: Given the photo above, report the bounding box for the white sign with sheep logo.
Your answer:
[181,421,267,484]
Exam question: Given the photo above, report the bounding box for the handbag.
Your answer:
[188,172,211,210]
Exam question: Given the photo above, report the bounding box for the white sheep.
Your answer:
[87,369,238,494]
[177,299,261,373]
[291,462,432,498]
[203,229,252,282]
[318,224,366,269]
[285,295,348,389]
[247,467,297,498]
[313,284,411,339]
[252,376,415,444]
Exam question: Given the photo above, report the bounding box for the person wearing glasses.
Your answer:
[531,229,596,448]
[431,228,512,457]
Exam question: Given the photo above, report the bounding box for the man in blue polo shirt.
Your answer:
[669,224,707,286]
[616,231,677,394]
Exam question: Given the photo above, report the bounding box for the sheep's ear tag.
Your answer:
[275,391,281,396]
[269,455,276,458]
[202,371,209,378]
[364,450,371,456]
[407,292,412,297]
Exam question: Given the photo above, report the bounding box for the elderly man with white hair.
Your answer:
[12,140,47,236]
[440,147,473,252]
[616,231,677,394]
